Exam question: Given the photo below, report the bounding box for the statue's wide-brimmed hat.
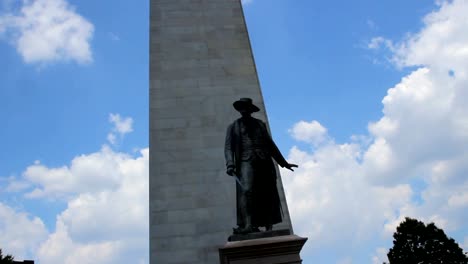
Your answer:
[233,98,260,113]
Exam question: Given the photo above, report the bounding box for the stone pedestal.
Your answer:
[228,229,291,242]
[219,234,307,264]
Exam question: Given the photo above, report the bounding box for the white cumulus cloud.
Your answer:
[393,0,468,71]
[368,36,394,50]
[3,146,149,263]
[107,113,134,145]
[2,114,147,263]
[288,120,328,146]
[282,141,412,253]
[372,247,389,264]
[0,0,94,64]
[37,218,123,264]
[0,203,48,260]
[21,145,129,199]
[285,0,468,261]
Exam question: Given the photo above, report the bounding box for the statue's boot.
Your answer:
[233,226,243,234]
[233,225,259,234]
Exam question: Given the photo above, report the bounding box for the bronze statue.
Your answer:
[225,98,298,235]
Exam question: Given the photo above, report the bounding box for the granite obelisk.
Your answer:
[150,1,293,263]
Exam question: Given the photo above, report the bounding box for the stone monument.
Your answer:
[149,1,305,263]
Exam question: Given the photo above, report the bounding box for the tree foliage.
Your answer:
[0,248,14,264]
[386,217,468,264]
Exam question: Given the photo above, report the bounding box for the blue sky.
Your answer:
[1,0,467,263]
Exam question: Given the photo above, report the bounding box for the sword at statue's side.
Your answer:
[232,173,245,190]
[226,167,245,189]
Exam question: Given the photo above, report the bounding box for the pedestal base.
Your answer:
[219,234,307,264]
[228,229,291,242]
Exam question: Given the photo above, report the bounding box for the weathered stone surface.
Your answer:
[219,235,308,264]
[228,229,291,242]
[150,0,293,263]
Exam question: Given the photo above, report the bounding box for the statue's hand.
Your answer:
[226,167,236,176]
[285,163,298,172]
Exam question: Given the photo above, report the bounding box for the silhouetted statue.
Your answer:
[225,98,298,235]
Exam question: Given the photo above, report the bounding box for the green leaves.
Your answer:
[0,248,15,264]
[387,217,468,264]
